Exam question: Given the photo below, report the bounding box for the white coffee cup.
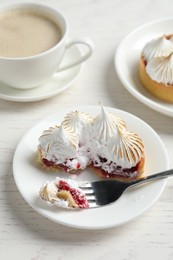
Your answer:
[0,3,94,89]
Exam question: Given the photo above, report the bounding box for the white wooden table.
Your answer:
[1,0,173,259]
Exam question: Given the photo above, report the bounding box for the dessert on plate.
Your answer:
[39,177,89,209]
[37,104,145,180]
[139,35,173,102]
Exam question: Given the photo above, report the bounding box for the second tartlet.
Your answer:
[139,35,173,103]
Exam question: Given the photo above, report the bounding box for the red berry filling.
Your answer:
[43,155,141,179]
[42,158,70,172]
[42,158,82,173]
[58,180,89,208]
[93,156,141,179]
[77,163,81,169]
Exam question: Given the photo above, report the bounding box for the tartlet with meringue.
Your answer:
[139,35,173,103]
[37,104,145,180]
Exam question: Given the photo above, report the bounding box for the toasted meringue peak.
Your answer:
[142,35,173,62]
[38,124,78,162]
[91,104,126,141]
[39,124,78,148]
[62,110,93,133]
[38,125,58,141]
[107,129,144,167]
[146,52,173,84]
[58,124,78,147]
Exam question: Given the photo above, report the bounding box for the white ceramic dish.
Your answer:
[0,45,83,102]
[115,17,173,117]
[13,106,169,230]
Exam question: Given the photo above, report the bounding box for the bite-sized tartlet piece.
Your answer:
[39,177,89,209]
[139,35,173,102]
[38,111,93,172]
[88,105,145,180]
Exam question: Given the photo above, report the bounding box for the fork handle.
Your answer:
[130,168,173,186]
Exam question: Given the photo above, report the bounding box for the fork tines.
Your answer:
[79,182,98,208]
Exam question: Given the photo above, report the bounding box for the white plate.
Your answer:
[115,17,173,117]
[0,45,83,102]
[13,106,169,230]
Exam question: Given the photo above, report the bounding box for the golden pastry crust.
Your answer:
[57,190,78,208]
[139,55,173,103]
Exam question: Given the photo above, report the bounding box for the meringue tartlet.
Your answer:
[139,35,173,103]
[37,104,145,180]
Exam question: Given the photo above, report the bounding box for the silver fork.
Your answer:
[79,169,173,208]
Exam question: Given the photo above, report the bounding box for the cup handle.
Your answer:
[57,37,94,72]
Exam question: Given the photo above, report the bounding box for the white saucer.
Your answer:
[13,106,169,229]
[0,45,83,102]
[115,17,173,117]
